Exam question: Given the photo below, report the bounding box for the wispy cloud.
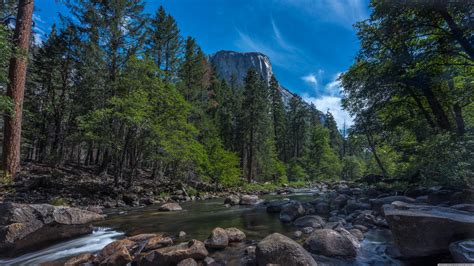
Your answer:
[302,74,318,87]
[276,0,369,28]
[235,19,306,70]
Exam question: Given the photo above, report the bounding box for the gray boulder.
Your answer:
[304,229,359,258]
[256,233,317,266]
[158,202,183,211]
[0,203,104,256]
[204,227,228,249]
[294,215,325,229]
[139,240,208,266]
[384,201,474,258]
[239,195,260,205]
[280,201,305,222]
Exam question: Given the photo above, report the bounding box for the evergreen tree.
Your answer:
[269,75,287,162]
[306,124,342,180]
[240,69,276,182]
[325,111,344,158]
[148,6,181,80]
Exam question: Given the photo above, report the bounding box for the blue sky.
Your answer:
[34,0,371,128]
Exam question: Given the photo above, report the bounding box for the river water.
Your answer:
[0,189,403,265]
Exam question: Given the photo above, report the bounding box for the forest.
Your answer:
[1,0,471,191]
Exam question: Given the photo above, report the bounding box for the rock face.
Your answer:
[304,229,359,258]
[158,202,183,211]
[450,239,474,262]
[209,50,301,107]
[384,202,474,258]
[0,203,104,256]
[256,233,317,266]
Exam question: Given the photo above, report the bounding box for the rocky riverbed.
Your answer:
[1,183,473,265]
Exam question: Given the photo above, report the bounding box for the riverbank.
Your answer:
[0,162,316,209]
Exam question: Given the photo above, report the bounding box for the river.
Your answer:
[0,189,403,265]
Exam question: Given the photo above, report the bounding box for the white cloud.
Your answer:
[325,72,343,96]
[302,74,318,87]
[303,94,353,129]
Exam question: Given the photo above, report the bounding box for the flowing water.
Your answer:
[0,189,403,265]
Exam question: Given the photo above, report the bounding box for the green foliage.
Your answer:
[306,124,342,180]
[51,198,67,206]
[287,160,307,181]
[205,137,241,187]
[341,155,366,180]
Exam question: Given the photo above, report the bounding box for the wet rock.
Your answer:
[225,227,246,242]
[349,228,364,241]
[127,233,157,242]
[144,235,174,251]
[224,195,240,206]
[370,196,415,214]
[203,256,218,266]
[139,240,208,266]
[177,258,198,266]
[450,239,474,262]
[256,233,317,266]
[94,239,137,265]
[352,212,377,228]
[293,215,325,229]
[330,194,348,210]
[204,227,229,249]
[384,201,474,258]
[64,252,95,266]
[266,199,291,213]
[239,195,260,205]
[345,200,370,214]
[304,229,359,258]
[280,201,305,223]
[158,202,183,211]
[293,230,303,239]
[0,203,104,256]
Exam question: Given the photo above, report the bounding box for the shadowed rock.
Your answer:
[256,233,317,266]
[384,201,474,258]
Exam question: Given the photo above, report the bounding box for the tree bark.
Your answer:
[365,131,387,178]
[2,0,34,178]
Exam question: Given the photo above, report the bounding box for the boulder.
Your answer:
[330,194,348,210]
[293,215,325,229]
[450,239,474,263]
[352,212,377,228]
[94,239,137,265]
[0,203,104,256]
[384,201,474,258]
[304,229,359,258]
[203,256,218,266]
[266,200,292,213]
[370,196,415,214]
[280,201,305,223]
[345,200,370,214]
[256,233,317,266]
[177,258,198,266]
[139,240,208,266]
[127,233,157,242]
[239,195,260,205]
[158,202,183,211]
[64,252,95,266]
[204,227,228,249]
[349,229,364,241]
[224,195,240,206]
[144,235,174,251]
[225,227,246,242]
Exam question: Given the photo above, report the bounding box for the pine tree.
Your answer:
[240,69,276,182]
[2,0,34,178]
[325,111,344,158]
[148,6,181,80]
[269,75,287,162]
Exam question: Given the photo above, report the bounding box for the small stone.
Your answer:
[293,231,303,239]
[158,202,183,211]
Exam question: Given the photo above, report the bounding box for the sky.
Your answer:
[34,0,371,129]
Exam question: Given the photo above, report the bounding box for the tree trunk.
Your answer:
[438,8,474,61]
[2,0,34,178]
[421,86,453,132]
[365,132,387,178]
